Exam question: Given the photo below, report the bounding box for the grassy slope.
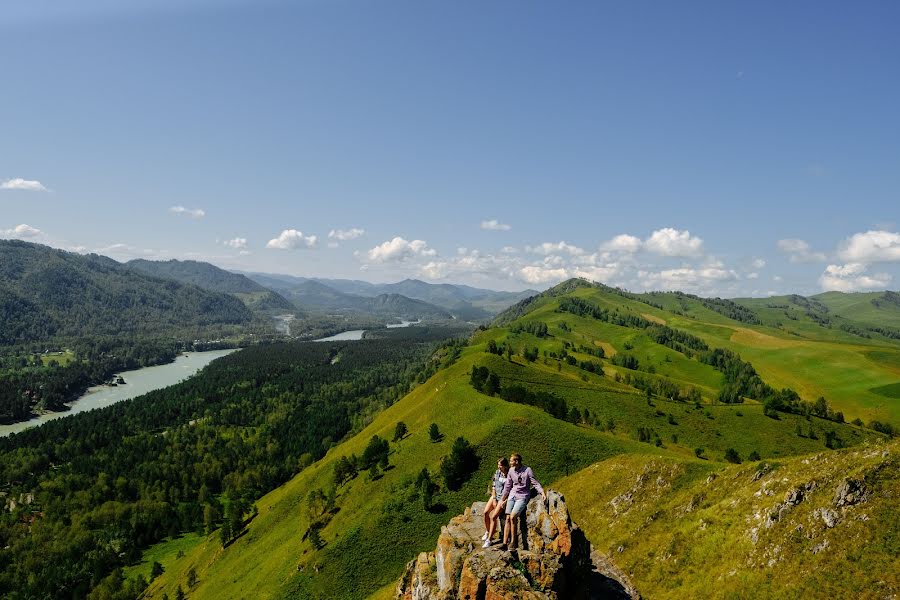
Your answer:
[144,284,897,598]
[558,439,899,599]
[145,347,652,599]
[533,285,900,424]
[813,290,900,329]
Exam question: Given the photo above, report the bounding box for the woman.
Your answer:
[498,453,546,551]
[481,456,509,548]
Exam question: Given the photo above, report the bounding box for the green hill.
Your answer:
[145,286,892,598]
[495,280,900,425]
[127,259,295,312]
[813,290,900,329]
[0,241,254,345]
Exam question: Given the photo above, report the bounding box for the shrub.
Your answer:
[440,437,480,491]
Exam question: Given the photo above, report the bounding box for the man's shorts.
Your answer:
[506,496,528,516]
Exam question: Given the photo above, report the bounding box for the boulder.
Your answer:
[396,490,636,600]
[833,478,869,507]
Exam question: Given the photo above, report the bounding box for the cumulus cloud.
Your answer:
[601,234,643,253]
[837,230,900,263]
[223,237,248,250]
[819,263,891,292]
[2,223,42,238]
[638,266,738,291]
[480,219,511,231]
[1,178,48,192]
[367,237,436,262]
[266,229,317,250]
[526,241,585,256]
[421,261,450,279]
[328,227,365,241]
[777,238,827,263]
[169,205,206,219]
[751,258,766,269]
[643,228,704,257]
[519,265,570,285]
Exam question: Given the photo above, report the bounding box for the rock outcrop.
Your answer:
[396,490,637,600]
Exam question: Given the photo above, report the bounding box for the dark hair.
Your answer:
[497,456,509,468]
[510,453,522,463]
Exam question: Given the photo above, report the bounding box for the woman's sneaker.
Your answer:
[481,539,491,548]
[481,532,488,541]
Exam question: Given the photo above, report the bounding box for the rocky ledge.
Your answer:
[396,490,638,600]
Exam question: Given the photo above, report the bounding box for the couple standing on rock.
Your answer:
[481,453,546,550]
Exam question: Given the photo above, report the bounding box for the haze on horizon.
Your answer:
[2,0,899,296]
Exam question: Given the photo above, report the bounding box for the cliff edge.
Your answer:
[396,490,638,599]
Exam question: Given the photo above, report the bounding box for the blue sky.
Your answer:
[2,0,898,294]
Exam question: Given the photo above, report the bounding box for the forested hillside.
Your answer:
[0,241,254,344]
[0,327,465,599]
[127,259,294,312]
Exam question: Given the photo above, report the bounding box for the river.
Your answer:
[0,349,237,437]
[313,319,421,342]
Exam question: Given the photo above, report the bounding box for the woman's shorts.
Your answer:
[506,497,528,516]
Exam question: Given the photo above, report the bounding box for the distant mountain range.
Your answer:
[239,271,538,320]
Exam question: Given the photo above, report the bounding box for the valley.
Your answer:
[1,247,898,600]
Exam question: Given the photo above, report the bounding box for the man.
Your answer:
[498,453,546,550]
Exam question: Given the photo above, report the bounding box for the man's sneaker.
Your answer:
[481,532,488,541]
[481,539,491,549]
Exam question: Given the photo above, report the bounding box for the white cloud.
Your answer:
[266,229,317,250]
[169,205,206,219]
[2,223,42,238]
[819,263,891,292]
[223,237,248,250]
[777,238,827,263]
[501,246,518,254]
[601,234,642,253]
[367,237,436,262]
[747,272,759,279]
[421,261,450,279]
[480,219,511,231]
[328,227,365,241]
[526,241,585,256]
[643,228,704,257]
[1,178,48,192]
[837,230,900,263]
[519,265,570,285]
[637,266,738,294]
[751,258,766,269]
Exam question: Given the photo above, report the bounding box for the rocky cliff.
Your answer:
[396,490,638,600]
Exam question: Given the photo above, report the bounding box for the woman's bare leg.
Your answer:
[487,502,503,540]
[483,497,497,534]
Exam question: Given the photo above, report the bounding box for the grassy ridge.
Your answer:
[558,440,900,598]
[145,349,650,599]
